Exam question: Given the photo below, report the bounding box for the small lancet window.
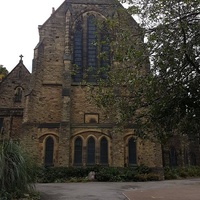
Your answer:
[87,137,95,165]
[128,138,137,165]
[100,137,108,165]
[14,87,23,102]
[74,137,83,165]
[44,137,54,167]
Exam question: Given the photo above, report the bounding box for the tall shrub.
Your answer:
[0,139,35,198]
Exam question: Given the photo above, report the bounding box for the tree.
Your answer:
[89,0,200,142]
[0,65,8,80]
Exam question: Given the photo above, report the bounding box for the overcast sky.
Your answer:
[0,0,64,72]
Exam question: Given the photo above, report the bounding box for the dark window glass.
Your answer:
[87,15,97,82]
[73,16,110,83]
[14,87,22,102]
[87,137,95,165]
[169,146,177,167]
[128,138,137,165]
[44,137,54,167]
[100,137,108,165]
[0,118,3,134]
[73,20,83,82]
[74,137,82,165]
[74,137,83,165]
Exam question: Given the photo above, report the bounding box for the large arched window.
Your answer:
[100,137,108,165]
[74,137,83,165]
[44,137,54,167]
[128,138,137,165]
[87,137,95,165]
[72,14,110,83]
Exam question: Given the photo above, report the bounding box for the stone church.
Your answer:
[0,0,199,170]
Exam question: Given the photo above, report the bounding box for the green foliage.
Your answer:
[38,166,200,182]
[36,166,161,183]
[88,0,200,142]
[0,65,8,80]
[0,139,36,199]
[164,166,200,180]
[36,166,99,183]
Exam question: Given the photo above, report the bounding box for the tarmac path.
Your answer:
[36,178,200,200]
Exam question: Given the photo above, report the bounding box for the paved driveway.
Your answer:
[36,178,200,200]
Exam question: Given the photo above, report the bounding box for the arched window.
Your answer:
[74,137,83,165]
[128,138,137,165]
[169,146,177,167]
[100,137,108,165]
[87,137,95,165]
[72,14,110,83]
[73,20,83,82]
[14,87,23,102]
[44,137,54,167]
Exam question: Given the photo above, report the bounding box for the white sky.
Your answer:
[0,0,64,73]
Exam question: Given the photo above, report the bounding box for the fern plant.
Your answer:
[0,139,36,199]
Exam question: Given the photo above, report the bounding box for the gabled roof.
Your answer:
[0,58,31,85]
[38,0,121,30]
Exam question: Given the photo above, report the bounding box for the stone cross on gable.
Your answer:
[19,54,23,61]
